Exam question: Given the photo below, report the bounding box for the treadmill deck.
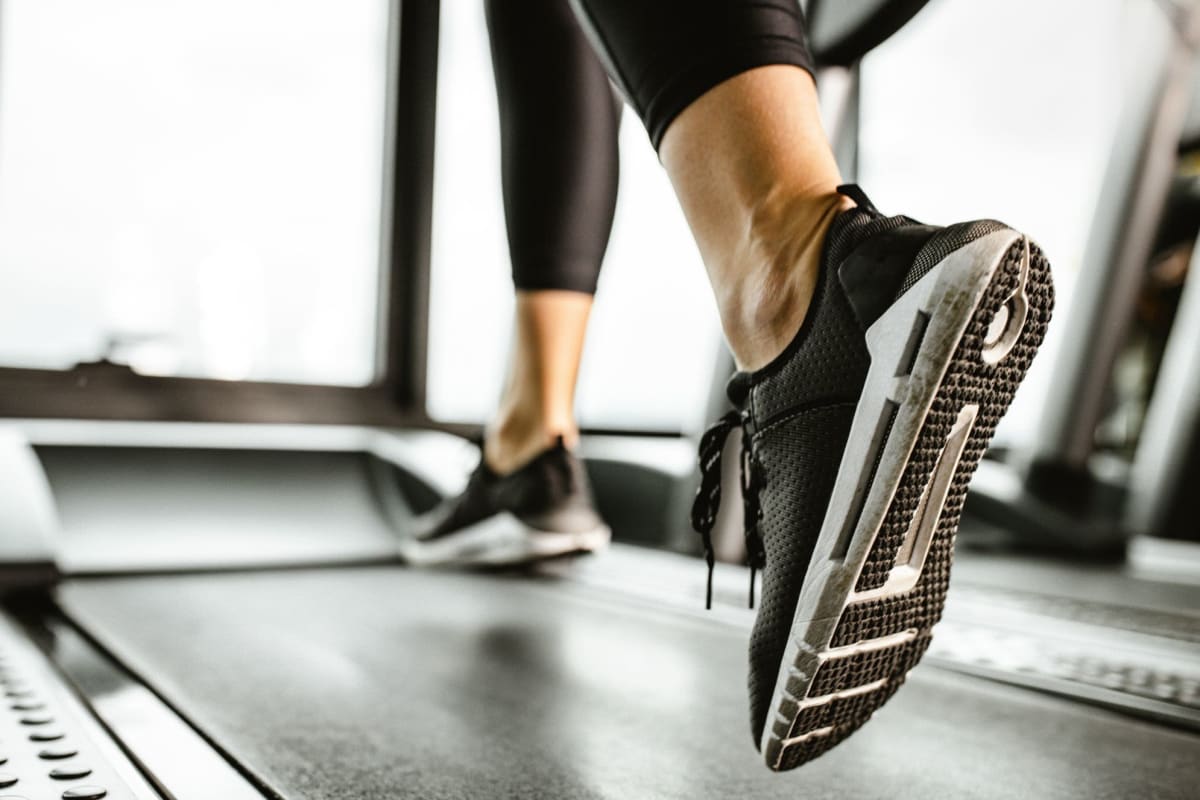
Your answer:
[57,564,1200,800]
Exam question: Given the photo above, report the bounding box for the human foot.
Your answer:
[483,416,578,477]
[402,438,610,567]
[690,185,1054,770]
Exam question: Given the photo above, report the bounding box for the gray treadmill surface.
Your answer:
[60,567,1200,800]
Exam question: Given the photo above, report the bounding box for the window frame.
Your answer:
[0,0,442,428]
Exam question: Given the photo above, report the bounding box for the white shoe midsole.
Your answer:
[399,511,612,567]
[760,228,1026,756]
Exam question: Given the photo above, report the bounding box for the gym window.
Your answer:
[0,0,392,387]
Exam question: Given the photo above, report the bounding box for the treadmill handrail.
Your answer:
[808,0,932,66]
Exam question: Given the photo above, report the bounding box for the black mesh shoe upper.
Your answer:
[421,438,604,540]
[690,185,973,744]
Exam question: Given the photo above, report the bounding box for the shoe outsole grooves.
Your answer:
[762,231,1054,771]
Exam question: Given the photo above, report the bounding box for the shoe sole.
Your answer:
[399,512,612,567]
[760,228,1054,770]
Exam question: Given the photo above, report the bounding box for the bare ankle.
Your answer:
[484,411,577,475]
[720,192,851,371]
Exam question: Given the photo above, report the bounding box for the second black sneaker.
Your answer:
[401,438,611,567]
[690,185,1054,771]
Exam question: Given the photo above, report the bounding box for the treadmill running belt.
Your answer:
[59,567,1200,799]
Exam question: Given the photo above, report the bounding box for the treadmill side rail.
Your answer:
[0,428,60,591]
[35,617,270,800]
[0,611,160,798]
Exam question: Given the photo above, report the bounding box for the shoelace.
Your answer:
[686,184,877,611]
[689,410,767,610]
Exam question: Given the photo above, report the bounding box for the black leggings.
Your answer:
[485,0,814,295]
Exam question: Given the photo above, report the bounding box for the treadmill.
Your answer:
[0,2,1198,798]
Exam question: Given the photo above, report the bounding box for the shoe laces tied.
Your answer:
[690,410,767,610]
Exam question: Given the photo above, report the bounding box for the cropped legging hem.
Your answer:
[487,0,816,294]
[629,38,815,151]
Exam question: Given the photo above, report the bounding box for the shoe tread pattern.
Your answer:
[768,236,1054,771]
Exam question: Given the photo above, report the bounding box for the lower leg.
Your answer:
[484,290,593,474]
[483,0,617,473]
[567,1,845,369]
[660,65,852,372]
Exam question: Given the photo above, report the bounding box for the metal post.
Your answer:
[961,0,1200,553]
[821,64,861,181]
[383,0,440,415]
[1031,0,1200,477]
[1127,231,1200,537]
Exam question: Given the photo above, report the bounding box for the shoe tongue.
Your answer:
[836,183,881,215]
[824,206,910,266]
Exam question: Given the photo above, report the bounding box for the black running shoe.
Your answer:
[690,185,1054,771]
[401,438,611,566]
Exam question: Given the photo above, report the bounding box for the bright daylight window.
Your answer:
[859,0,1124,443]
[0,0,390,385]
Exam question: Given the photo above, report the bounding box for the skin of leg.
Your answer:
[659,64,853,372]
[482,0,618,476]
[484,289,593,474]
